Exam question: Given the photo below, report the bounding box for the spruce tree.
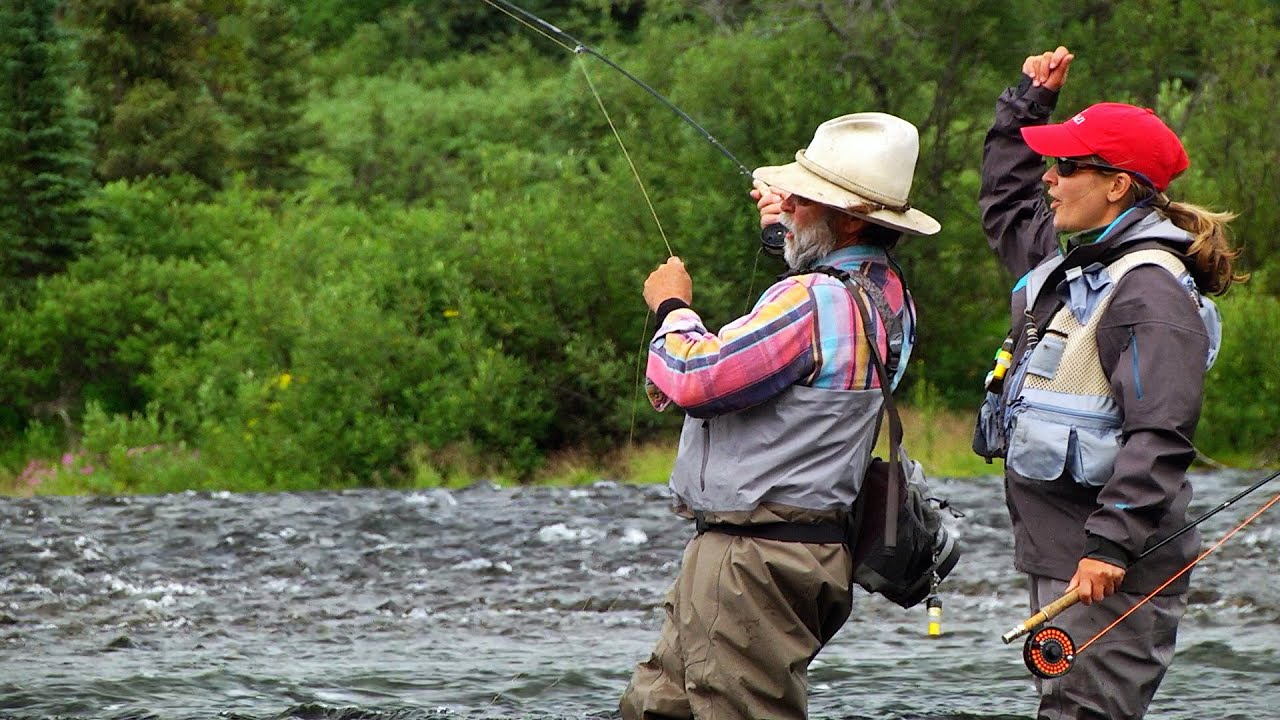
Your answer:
[226,0,319,191]
[68,0,228,186]
[0,0,97,287]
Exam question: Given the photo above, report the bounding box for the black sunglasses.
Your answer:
[1053,157,1124,177]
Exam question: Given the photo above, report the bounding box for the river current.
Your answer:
[1,470,1277,719]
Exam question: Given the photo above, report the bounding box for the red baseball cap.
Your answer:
[1020,102,1190,191]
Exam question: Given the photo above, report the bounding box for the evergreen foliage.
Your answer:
[67,0,229,185]
[2,0,1278,491]
[223,0,320,190]
[0,0,96,291]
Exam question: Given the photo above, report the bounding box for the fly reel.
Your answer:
[1023,625,1076,678]
[761,222,787,257]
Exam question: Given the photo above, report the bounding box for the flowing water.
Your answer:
[1,470,1278,720]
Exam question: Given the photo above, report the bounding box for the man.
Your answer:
[620,113,940,720]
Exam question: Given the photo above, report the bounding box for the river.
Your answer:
[1,470,1277,719]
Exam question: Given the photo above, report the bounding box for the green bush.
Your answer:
[4,1,1278,493]
[1197,286,1280,463]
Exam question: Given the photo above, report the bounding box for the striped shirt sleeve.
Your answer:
[645,277,824,417]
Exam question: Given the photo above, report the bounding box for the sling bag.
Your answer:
[833,270,963,609]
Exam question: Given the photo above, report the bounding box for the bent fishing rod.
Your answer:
[480,0,789,255]
[1001,467,1280,678]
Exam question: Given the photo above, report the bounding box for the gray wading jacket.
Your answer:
[668,383,883,516]
[663,266,906,524]
[978,80,1216,594]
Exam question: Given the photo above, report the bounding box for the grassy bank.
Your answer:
[601,406,1006,486]
[1,406,1005,497]
[3,405,1266,498]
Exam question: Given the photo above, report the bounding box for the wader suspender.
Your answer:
[826,269,907,551]
[694,266,904,547]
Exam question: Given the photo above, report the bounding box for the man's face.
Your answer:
[779,194,838,270]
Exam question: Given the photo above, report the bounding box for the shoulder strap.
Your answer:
[837,275,905,553]
[1103,248,1196,292]
[807,265,905,383]
[787,264,907,552]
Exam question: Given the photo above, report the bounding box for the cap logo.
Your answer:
[1072,114,1086,124]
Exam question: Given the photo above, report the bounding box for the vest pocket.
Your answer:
[1067,424,1122,487]
[1007,403,1122,486]
[1006,405,1071,481]
[1025,332,1067,380]
[972,391,1007,459]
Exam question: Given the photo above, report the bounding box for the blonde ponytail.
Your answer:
[1163,200,1247,295]
[1130,185,1248,295]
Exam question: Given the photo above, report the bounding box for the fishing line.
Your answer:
[482,0,755,177]
[479,0,672,256]
[580,52,669,448]
[480,0,575,53]
[482,0,683,459]
[1076,489,1280,654]
[480,0,789,253]
[745,244,764,313]
[576,58,673,256]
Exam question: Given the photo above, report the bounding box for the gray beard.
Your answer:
[780,212,839,271]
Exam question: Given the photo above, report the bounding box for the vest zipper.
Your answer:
[1019,399,1120,423]
[699,420,711,492]
[1130,327,1143,400]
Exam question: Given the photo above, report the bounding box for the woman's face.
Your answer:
[1042,161,1125,233]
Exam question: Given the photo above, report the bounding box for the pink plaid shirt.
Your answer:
[647,246,914,418]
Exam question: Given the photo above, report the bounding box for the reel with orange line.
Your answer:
[999,468,1280,679]
[1022,626,1076,678]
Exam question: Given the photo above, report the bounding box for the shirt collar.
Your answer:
[818,244,890,269]
[1060,206,1141,254]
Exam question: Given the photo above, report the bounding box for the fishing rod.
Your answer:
[481,0,789,255]
[1002,467,1280,678]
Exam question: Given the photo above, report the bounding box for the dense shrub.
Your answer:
[1197,285,1280,463]
[3,0,1278,490]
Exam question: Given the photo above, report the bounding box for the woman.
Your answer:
[975,46,1246,719]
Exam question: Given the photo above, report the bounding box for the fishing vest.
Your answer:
[667,272,898,513]
[1001,248,1219,487]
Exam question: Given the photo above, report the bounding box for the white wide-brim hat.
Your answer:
[753,112,941,236]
